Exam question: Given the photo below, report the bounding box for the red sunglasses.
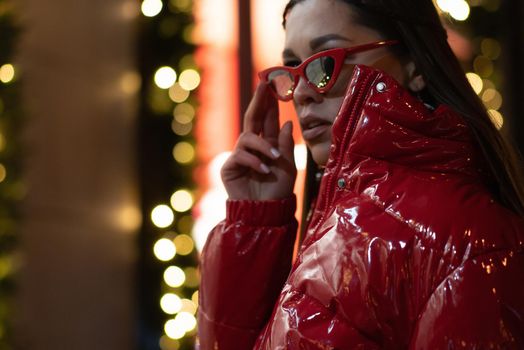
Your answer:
[258,40,400,101]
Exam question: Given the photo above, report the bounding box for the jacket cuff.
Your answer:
[226,195,297,227]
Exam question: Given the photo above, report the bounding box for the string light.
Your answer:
[173,312,197,332]
[435,0,470,21]
[488,110,504,130]
[182,267,199,288]
[0,164,6,183]
[164,319,186,340]
[164,266,186,287]
[151,204,175,228]
[173,234,194,255]
[173,103,195,121]
[178,69,201,91]
[154,238,177,261]
[171,120,193,136]
[170,190,194,212]
[160,293,183,315]
[168,83,190,103]
[172,142,195,164]
[466,72,483,95]
[0,64,15,84]
[155,67,178,89]
[159,336,180,350]
[141,0,163,17]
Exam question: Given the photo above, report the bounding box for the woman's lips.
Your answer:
[301,123,330,141]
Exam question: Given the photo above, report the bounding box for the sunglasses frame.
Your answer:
[258,40,400,101]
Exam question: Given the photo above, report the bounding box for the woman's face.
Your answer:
[284,0,410,166]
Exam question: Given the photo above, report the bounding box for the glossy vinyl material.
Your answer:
[198,65,524,349]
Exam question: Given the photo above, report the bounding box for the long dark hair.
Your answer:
[283,0,524,237]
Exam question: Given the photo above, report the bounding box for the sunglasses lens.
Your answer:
[267,70,294,99]
[305,56,335,89]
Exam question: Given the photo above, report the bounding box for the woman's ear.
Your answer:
[405,61,426,92]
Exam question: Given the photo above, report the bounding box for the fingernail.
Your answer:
[260,163,271,174]
[270,148,281,158]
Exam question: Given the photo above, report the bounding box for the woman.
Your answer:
[198,0,524,348]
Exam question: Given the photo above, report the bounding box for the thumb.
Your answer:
[278,121,295,162]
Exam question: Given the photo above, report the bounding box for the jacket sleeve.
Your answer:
[197,196,298,350]
[410,249,524,349]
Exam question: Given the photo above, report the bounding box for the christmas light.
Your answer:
[154,238,177,261]
[170,190,194,212]
[178,69,201,91]
[164,266,186,287]
[466,72,483,95]
[155,67,177,89]
[151,205,175,228]
[160,293,183,315]
[164,319,186,339]
[173,234,194,255]
[141,0,163,17]
[168,83,190,103]
[0,164,6,183]
[172,142,195,164]
[488,110,504,130]
[173,103,195,121]
[0,64,15,83]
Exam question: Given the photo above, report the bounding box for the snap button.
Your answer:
[376,82,386,92]
[337,178,346,189]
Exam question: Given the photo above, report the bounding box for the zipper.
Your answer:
[311,69,378,235]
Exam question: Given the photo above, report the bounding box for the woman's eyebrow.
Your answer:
[282,34,353,59]
[310,34,352,50]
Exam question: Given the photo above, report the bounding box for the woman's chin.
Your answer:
[308,142,331,167]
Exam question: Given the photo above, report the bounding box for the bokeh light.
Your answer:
[0,164,6,183]
[164,266,186,287]
[482,88,503,110]
[0,64,15,84]
[466,72,483,95]
[170,190,194,212]
[178,69,201,91]
[164,319,186,340]
[171,120,193,136]
[174,312,197,332]
[173,103,195,122]
[488,109,504,130]
[173,142,195,164]
[154,238,177,261]
[159,336,180,350]
[474,56,494,78]
[151,205,175,228]
[168,83,190,103]
[183,267,199,288]
[155,67,177,89]
[481,38,501,60]
[160,293,183,315]
[173,234,194,255]
[141,0,163,17]
[180,298,198,315]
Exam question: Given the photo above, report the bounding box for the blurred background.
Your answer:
[0,0,522,349]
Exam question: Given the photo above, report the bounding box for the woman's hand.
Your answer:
[221,82,296,200]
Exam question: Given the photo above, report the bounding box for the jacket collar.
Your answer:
[313,65,487,217]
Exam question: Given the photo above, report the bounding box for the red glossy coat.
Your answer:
[198,65,524,349]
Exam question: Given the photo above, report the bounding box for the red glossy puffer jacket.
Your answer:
[198,65,524,349]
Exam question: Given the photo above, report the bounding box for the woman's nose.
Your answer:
[293,76,323,105]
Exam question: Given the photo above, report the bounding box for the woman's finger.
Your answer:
[278,121,295,162]
[261,88,280,146]
[222,149,271,175]
[236,132,281,161]
[243,82,272,134]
